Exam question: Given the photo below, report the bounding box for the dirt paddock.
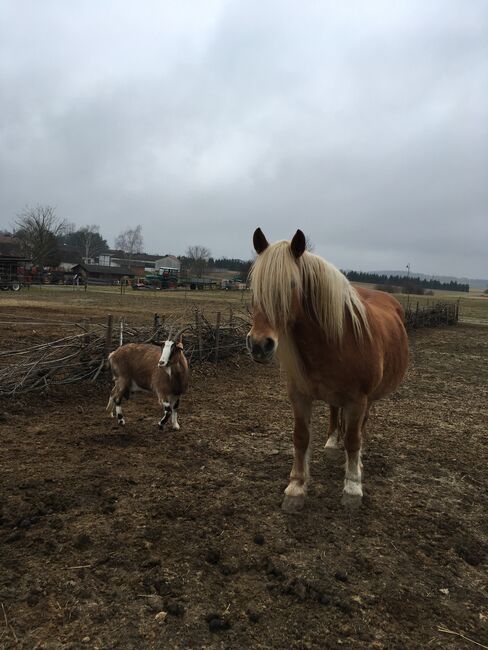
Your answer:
[1,323,487,649]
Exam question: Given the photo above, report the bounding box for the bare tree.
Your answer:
[65,225,108,263]
[15,204,66,267]
[186,245,211,278]
[115,225,144,270]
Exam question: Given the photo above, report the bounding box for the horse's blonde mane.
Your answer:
[250,240,370,343]
[250,240,370,390]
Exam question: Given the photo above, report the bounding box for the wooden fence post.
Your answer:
[81,319,90,348]
[195,310,203,361]
[105,314,113,356]
[119,317,124,347]
[214,311,221,364]
[153,313,161,343]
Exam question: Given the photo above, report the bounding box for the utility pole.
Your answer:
[406,263,411,309]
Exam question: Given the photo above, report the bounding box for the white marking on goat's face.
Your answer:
[158,340,174,367]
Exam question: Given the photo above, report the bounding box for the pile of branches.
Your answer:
[0,330,107,396]
[0,310,250,397]
[107,312,250,365]
[0,299,459,396]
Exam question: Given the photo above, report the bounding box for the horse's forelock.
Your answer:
[250,240,301,331]
[250,239,370,343]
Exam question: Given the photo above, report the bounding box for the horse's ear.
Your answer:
[253,228,269,255]
[290,229,306,258]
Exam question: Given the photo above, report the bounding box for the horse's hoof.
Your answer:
[281,494,305,513]
[341,492,362,510]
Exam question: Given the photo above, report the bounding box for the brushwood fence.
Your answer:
[0,310,250,397]
[0,300,459,396]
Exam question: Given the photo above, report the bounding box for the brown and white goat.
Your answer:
[106,335,189,430]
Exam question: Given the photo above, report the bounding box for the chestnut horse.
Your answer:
[247,228,409,510]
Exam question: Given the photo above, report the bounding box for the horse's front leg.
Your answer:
[342,397,368,509]
[282,389,313,513]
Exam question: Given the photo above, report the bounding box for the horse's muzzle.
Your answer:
[246,334,276,364]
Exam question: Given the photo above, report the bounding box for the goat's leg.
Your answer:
[111,379,129,426]
[158,399,172,430]
[170,397,180,430]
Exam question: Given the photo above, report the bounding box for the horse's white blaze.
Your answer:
[344,450,362,496]
[159,340,174,366]
[325,430,340,449]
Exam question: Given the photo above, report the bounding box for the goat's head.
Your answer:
[158,329,185,368]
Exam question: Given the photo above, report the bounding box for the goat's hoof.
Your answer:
[117,417,125,426]
[281,494,305,513]
[172,423,180,431]
[158,423,165,431]
[341,492,362,510]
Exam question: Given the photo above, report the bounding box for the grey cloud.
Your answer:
[0,0,487,278]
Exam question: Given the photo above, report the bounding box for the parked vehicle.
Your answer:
[0,257,27,291]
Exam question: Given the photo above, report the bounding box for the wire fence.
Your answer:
[0,299,459,396]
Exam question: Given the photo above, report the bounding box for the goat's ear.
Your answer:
[253,228,269,255]
[176,336,184,349]
[290,229,306,258]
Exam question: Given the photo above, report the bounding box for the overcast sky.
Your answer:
[1,1,487,278]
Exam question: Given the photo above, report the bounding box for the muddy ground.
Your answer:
[1,324,487,649]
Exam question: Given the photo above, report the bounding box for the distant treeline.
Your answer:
[209,257,253,276]
[344,271,469,293]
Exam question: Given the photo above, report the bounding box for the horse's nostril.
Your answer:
[263,337,275,354]
[251,344,262,357]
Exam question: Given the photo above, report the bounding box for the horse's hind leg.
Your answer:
[341,397,368,509]
[282,386,313,513]
[324,405,342,454]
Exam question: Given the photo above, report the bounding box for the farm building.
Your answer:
[71,263,136,284]
[154,255,181,274]
[97,251,174,274]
